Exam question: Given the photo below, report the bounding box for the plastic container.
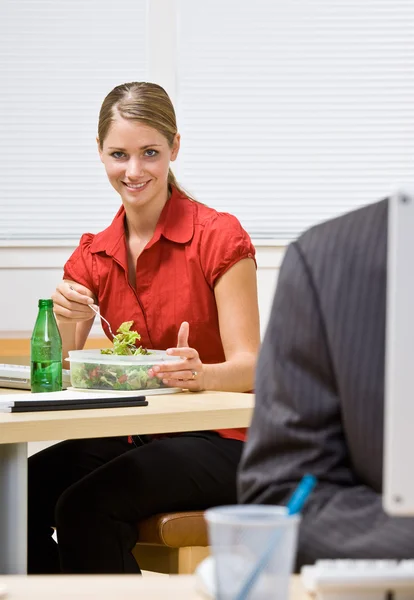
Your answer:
[204,505,300,600]
[67,349,181,391]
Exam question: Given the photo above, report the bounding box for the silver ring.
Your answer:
[191,370,197,380]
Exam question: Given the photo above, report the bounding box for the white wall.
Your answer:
[0,242,285,340]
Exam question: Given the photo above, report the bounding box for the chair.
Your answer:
[132,511,210,574]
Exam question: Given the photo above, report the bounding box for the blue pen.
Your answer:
[286,473,317,515]
[234,474,317,600]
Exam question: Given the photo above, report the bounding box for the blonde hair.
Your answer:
[98,82,185,194]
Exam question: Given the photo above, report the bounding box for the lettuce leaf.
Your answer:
[100,321,152,356]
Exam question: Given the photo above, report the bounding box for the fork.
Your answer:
[68,284,115,338]
[88,304,116,339]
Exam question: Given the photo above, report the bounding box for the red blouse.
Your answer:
[64,187,256,442]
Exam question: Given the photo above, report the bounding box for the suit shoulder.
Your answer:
[296,199,388,259]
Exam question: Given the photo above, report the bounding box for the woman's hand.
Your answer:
[52,280,96,324]
[148,322,205,391]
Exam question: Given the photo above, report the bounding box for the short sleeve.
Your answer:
[199,213,256,288]
[63,233,99,297]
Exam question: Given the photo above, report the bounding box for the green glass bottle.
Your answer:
[30,299,62,393]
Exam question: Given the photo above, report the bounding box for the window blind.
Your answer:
[175,0,414,240]
[0,0,147,240]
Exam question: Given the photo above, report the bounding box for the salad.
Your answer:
[100,321,153,356]
[69,322,179,391]
[70,359,164,391]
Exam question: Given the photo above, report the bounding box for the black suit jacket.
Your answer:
[238,199,414,567]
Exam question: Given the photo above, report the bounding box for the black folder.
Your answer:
[0,395,147,413]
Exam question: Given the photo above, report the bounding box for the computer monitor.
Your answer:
[384,188,414,515]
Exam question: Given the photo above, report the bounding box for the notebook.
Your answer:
[0,390,148,413]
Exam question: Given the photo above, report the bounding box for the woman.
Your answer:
[28,82,260,574]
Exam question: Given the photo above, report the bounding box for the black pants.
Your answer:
[28,432,243,574]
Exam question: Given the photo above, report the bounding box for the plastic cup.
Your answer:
[204,505,300,600]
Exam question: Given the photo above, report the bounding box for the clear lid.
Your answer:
[67,349,181,366]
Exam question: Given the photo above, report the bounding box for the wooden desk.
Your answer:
[0,390,254,443]
[0,574,308,599]
[0,378,254,576]
[0,355,30,365]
